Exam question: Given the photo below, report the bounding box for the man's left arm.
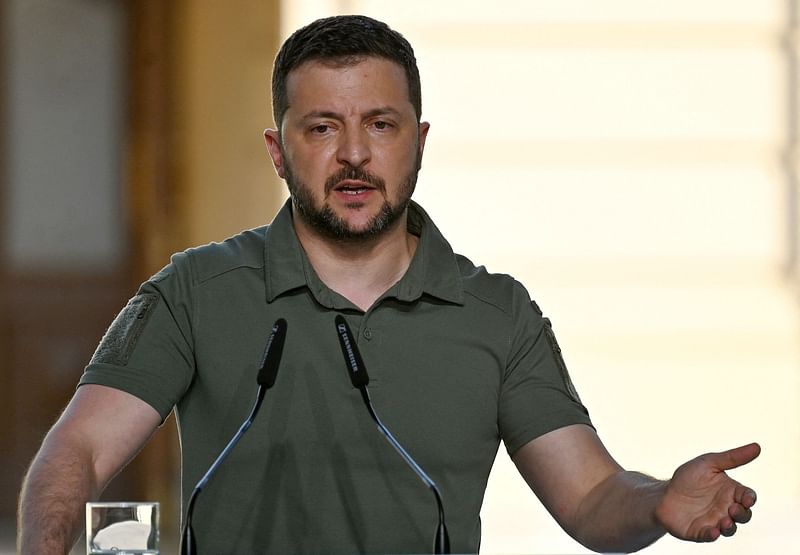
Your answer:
[512,424,760,553]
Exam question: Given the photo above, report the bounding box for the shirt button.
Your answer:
[363,328,373,340]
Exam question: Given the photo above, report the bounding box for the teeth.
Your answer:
[342,188,366,195]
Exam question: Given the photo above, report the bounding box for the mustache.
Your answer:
[324,166,386,195]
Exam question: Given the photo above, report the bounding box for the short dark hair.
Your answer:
[271,15,422,129]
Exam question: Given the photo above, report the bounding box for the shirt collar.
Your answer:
[392,201,464,305]
[264,200,308,302]
[264,199,464,307]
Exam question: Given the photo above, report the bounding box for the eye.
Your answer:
[372,120,394,131]
[311,124,331,134]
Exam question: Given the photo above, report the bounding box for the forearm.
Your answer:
[17,434,100,555]
[572,470,667,553]
[18,385,162,554]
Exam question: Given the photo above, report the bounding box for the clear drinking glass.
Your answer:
[86,502,159,554]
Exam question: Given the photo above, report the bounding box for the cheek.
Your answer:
[287,145,338,179]
[385,146,421,175]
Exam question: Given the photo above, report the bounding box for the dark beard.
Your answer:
[284,160,419,242]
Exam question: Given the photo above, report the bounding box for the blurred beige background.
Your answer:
[1,0,797,553]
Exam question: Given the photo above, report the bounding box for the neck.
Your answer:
[292,209,419,311]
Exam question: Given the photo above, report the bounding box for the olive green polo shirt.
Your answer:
[81,199,592,554]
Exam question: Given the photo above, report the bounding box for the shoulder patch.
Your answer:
[543,317,581,403]
[90,294,160,366]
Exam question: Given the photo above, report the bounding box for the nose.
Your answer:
[336,126,371,168]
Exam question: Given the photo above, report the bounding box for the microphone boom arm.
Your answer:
[334,314,450,554]
[180,318,287,555]
[358,386,450,555]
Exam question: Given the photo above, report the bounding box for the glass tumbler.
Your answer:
[86,502,159,554]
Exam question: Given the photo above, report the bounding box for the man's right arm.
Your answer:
[17,384,162,555]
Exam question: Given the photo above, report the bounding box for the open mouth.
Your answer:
[339,187,369,195]
[334,180,374,196]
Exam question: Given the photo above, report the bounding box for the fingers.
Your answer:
[698,519,738,542]
[730,488,755,524]
[691,489,755,542]
[694,510,751,542]
[730,504,753,524]
[697,525,719,542]
[708,442,761,471]
[720,522,737,538]
[709,505,750,541]
[735,484,758,509]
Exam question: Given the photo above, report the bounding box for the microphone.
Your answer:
[334,315,450,554]
[180,318,288,555]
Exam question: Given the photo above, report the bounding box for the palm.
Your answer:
[656,443,760,542]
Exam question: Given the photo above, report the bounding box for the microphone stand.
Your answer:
[180,318,287,555]
[357,385,450,554]
[335,315,451,554]
[180,384,267,555]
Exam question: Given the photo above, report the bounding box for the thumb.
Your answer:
[706,442,761,471]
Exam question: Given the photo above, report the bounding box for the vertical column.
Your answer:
[172,0,285,248]
[127,0,183,279]
[125,1,283,550]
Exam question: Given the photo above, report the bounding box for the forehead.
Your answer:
[284,57,412,117]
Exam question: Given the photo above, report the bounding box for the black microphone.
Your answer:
[334,315,450,555]
[180,318,288,555]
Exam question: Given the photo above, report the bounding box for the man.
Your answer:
[18,15,759,554]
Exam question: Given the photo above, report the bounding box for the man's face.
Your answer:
[265,57,429,241]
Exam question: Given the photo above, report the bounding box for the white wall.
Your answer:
[286,2,800,553]
[4,0,127,270]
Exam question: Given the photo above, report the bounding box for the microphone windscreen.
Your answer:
[334,314,369,388]
[257,318,287,387]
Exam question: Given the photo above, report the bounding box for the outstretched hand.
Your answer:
[655,442,761,542]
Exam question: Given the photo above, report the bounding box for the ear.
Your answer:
[264,128,286,179]
[417,121,431,168]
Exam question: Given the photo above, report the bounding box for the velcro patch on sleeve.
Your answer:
[543,317,582,404]
[90,293,160,366]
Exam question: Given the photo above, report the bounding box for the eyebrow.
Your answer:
[299,106,403,122]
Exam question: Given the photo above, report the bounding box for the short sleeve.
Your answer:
[498,285,593,455]
[80,252,196,422]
